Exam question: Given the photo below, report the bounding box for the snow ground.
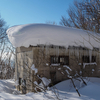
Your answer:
[0,78,100,100]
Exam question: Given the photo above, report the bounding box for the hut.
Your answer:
[7,24,100,93]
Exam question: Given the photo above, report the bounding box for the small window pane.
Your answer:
[59,56,69,65]
[51,56,59,64]
[82,56,89,63]
[50,56,69,65]
[60,57,64,63]
[92,56,96,62]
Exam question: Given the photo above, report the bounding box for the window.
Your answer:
[50,71,56,83]
[82,56,89,63]
[59,56,69,65]
[51,56,59,64]
[82,56,96,63]
[50,56,69,65]
[92,56,96,62]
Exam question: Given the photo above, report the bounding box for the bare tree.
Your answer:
[60,0,100,33]
[0,15,15,79]
[46,21,57,25]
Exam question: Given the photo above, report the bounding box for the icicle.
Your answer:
[99,49,100,59]
[75,48,79,59]
[55,46,57,55]
[65,48,68,55]
[79,49,81,59]
[54,46,56,55]
[56,46,59,56]
[94,50,96,55]
[69,49,71,56]
[77,48,79,59]
[69,47,74,56]
[42,45,44,50]
[45,45,48,55]
[89,50,92,63]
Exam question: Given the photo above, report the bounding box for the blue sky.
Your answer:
[0,0,74,27]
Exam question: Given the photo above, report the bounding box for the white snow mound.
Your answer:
[6,23,100,49]
[31,64,38,74]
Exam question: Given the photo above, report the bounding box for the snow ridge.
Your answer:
[6,24,100,49]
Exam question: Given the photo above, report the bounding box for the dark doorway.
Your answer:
[19,78,21,91]
[50,71,56,84]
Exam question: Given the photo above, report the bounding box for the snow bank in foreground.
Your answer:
[0,79,33,100]
[6,24,100,49]
[55,77,100,100]
[0,78,100,100]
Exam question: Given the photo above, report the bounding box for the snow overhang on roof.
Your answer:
[6,23,100,49]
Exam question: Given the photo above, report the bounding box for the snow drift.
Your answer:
[6,23,100,49]
[0,78,100,100]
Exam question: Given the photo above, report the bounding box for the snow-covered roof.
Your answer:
[6,23,100,49]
